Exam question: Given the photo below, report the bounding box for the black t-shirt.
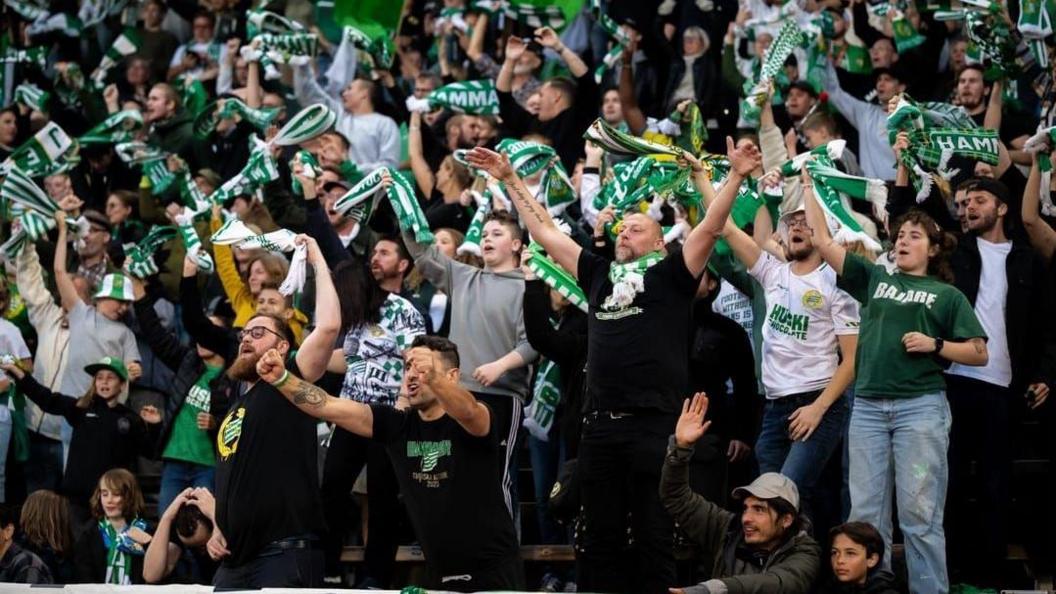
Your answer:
[370,404,519,575]
[214,364,324,567]
[577,249,701,414]
[166,534,219,585]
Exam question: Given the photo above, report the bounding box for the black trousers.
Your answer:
[575,411,678,594]
[473,393,522,520]
[320,427,403,586]
[213,544,324,589]
[945,374,1011,586]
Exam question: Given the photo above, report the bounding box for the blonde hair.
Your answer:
[20,490,72,554]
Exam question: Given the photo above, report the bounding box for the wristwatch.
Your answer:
[933,338,944,354]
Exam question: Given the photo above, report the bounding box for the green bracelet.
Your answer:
[272,370,291,388]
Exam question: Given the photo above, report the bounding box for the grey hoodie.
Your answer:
[404,234,538,400]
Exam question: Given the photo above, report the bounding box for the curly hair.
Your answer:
[891,209,957,283]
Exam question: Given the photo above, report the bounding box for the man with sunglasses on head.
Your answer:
[203,235,340,589]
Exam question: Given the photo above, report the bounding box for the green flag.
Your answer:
[332,0,403,40]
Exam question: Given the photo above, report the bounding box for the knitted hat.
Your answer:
[93,273,135,302]
[84,356,129,381]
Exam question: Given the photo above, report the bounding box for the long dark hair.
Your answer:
[333,259,389,332]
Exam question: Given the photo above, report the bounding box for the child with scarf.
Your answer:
[72,468,152,584]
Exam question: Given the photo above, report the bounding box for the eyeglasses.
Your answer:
[237,326,285,342]
[785,218,810,229]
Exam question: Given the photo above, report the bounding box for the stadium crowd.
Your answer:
[0,0,1055,592]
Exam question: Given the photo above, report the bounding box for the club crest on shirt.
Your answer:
[801,289,824,310]
[217,407,246,460]
[407,439,451,472]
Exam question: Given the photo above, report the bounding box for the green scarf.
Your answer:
[206,139,279,206]
[891,8,927,53]
[1023,126,1056,216]
[332,168,435,243]
[584,118,686,159]
[604,251,663,311]
[804,157,884,250]
[289,150,321,196]
[0,122,74,177]
[270,103,336,146]
[1,166,59,216]
[524,357,561,440]
[254,32,318,65]
[405,80,500,116]
[79,110,143,145]
[91,28,141,88]
[26,12,84,38]
[456,191,489,257]
[592,0,630,84]
[13,83,48,112]
[740,19,804,125]
[175,209,214,273]
[526,242,588,312]
[100,518,148,585]
[123,226,177,279]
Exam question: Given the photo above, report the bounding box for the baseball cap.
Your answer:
[83,210,112,234]
[732,472,800,512]
[787,80,819,99]
[961,176,1010,204]
[321,179,351,194]
[84,356,129,382]
[93,273,135,302]
[873,63,909,84]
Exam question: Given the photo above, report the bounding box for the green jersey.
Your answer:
[837,253,986,399]
[162,365,222,467]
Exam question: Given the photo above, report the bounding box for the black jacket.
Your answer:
[662,53,719,116]
[523,280,588,457]
[818,570,900,594]
[15,375,159,505]
[498,70,601,172]
[133,297,235,457]
[73,522,147,585]
[950,235,1056,393]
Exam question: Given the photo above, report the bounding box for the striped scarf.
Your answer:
[526,242,587,312]
[79,110,143,145]
[405,80,500,116]
[604,251,663,311]
[740,19,804,125]
[206,138,279,206]
[1,166,58,216]
[123,226,176,279]
[584,118,685,159]
[91,29,140,89]
[473,1,566,29]
[332,168,434,243]
[270,103,336,147]
[1024,126,1056,215]
[592,0,630,84]
[13,84,48,113]
[174,208,214,272]
[804,156,885,251]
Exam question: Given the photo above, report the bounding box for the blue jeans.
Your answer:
[159,460,215,515]
[848,392,951,594]
[528,434,566,545]
[754,391,848,518]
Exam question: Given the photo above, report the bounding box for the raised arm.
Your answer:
[256,348,374,436]
[681,137,763,277]
[535,27,588,78]
[294,236,341,383]
[465,12,488,62]
[15,244,63,328]
[466,148,583,276]
[3,364,79,422]
[407,111,436,196]
[803,172,848,274]
[618,38,647,136]
[143,491,190,583]
[408,349,490,436]
[293,62,342,114]
[1023,156,1056,261]
[51,213,81,313]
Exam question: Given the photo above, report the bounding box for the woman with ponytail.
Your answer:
[804,172,988,594]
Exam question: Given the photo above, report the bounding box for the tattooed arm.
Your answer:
[466,148,584,277]
[256,349,375,437]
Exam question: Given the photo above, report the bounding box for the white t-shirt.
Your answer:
[948,237,1013,387]
[0,319,30,361]
[750,253,860,398]
[712,280,755,352]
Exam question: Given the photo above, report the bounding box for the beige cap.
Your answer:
[732,472,800,512]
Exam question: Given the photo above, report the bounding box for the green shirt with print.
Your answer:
[162,365,222,467]
[837,253,986,399]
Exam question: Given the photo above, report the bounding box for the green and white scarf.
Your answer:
[472,1,566,29]
[332,168,434,243]
[584,118,685,159]
[740,19,804,126]
[116,142,175,195]
[0,47,46,70]
[891,8,927,53]
[123,225,176,279]
[253,32,318,65]
[495,139,576,214]
[269,103,336,146]
[17,210,54,242]
[193,98,280,139]
[524,357,561,440]
[79,109,143,145]
[456,191,489,257]
[526,242,588,312]
[172,76,208,118]
[1,166,58,216]
[289,150,321,196]
[1023,126,1056,215]
[100,518,148,585]
[91,29,140,89]
[1018,0,1053,66]
[210,221,305,293]
[246,8,305,38]
[13,83,48,112]
[604,251,663,311]
[592,0,630,84]
[26,12,84,38]
[405,80,500,116]
[669,102,708,156]
[4,0,48,20]
[78,0,130,28]
[777,140,848,177]
[804,156,885,250]
[206,138,279,206]
[435,7,470,33]
[174,208,214,272]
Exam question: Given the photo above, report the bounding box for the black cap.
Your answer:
[787,80,819,99]
[321,179,351,194]
[962,177,1010,204]
[873,63,910,84]
[82,210,111,233]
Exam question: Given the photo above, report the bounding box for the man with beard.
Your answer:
[206,235,340,588]
[944,177,1056,587]
[144,83,194,160]
[722,208,860,521]
[465,138,760,593]
[253,335,523,591]
[958,65,1033,166]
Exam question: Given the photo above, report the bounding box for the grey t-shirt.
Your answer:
[58,300,140,397]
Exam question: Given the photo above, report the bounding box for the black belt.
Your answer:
[259,536,319,555]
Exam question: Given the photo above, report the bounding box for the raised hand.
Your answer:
[505,35,527,63]
[465,147,515,180]
[534,26,561,48]
[139,405,162,424]
[256,348,286,383]
[727,136,762,177]
[674,392,711,448]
